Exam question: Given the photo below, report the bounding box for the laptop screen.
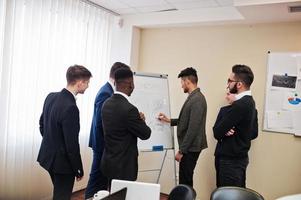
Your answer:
[110,179,160,200]
[102,188,127,200]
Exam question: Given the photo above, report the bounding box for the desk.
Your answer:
[276,194,301,200]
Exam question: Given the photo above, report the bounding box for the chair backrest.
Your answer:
[168,184,196,200]
[210,187,264,200]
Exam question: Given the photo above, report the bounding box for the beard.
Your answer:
[229,83,238,94]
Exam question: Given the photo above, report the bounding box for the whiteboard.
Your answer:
[263,52,301,135]
[129,73,174,150]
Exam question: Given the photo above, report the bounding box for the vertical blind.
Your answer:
[0,0,115,199]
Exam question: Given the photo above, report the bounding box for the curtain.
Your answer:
[0,0,115,199]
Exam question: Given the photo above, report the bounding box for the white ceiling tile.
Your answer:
[136,4,176,13]
[91,0,129,9]
[121,0,169,7]
[165,0,201,2]
[216,0,234,6]
[172,0,219,10]
[113,7,138,14]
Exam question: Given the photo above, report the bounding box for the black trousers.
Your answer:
[85,151,108,199]
[215,157,249,188]
[179,151,200,187]
[49,171,75,200]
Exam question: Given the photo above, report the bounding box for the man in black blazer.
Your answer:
[101,68,151,183]
[213,64,258,188]
[85,62,130,199]
[38,65,92,200]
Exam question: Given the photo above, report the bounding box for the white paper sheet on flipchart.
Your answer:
[267,89,284,110]
[267,110,293,129]
[297,66,301,80]
[282,91,301,111]
[292,111,301,130]
[296,55,301,80]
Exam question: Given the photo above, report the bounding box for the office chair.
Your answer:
[168,184,196,200]
[210,186,264,200]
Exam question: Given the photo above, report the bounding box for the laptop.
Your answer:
[102,188,127,200]
[111,179,160,200]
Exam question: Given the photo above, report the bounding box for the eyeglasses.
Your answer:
[227,78,239,84]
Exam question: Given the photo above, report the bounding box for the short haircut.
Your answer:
[66,65,92,85]
[232,64,254,88]
[114,68,133,83]
[178,67,198,84]
[110,62,130,78]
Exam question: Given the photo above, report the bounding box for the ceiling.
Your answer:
[90,0,234,15]
[89,0,301,26]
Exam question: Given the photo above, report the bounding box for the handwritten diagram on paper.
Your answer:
[130,74,173,150]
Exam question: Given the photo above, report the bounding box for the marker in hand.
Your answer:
[158,113,164,120]
[157,113,170,123]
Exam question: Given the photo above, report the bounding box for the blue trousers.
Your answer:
[85,151,108,199]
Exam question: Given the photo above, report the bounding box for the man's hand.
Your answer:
[76,176,83,182]
[158,113,171,123]
[175,151,183,162]
[139,112,146,121]
[225,92,236,105]
[225,128,235,136]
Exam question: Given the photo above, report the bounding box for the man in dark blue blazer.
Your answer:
[38,65,92,200]
[85,62,130,199]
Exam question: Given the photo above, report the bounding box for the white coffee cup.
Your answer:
[93,190,110,200]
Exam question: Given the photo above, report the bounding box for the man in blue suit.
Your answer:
[85,62,130,199]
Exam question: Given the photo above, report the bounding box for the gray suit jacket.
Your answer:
[171,88,208,153]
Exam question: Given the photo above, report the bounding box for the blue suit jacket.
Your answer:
[89,82,113,152]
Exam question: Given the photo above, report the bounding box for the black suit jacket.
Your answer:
[38,89,83,177]
[213,96,258,159]
[101,94,151,181]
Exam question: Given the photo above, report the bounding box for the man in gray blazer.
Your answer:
[158,67,207,187]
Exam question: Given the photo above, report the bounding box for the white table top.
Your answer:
[276,194,301,200]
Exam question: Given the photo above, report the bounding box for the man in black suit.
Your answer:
[213,64,258,188]
[38,65,92,200]
[101,68,151,183]
[85,62,130,199]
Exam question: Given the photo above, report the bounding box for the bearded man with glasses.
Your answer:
[213,64,258,188]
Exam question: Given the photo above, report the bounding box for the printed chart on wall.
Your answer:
[263,52,301,136]
[129,73,174,150]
